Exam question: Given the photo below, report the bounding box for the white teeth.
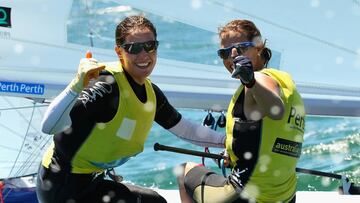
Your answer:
[137,62,150,67]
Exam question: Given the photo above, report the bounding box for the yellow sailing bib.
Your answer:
[70,64,156,173]
[226,68,305,202]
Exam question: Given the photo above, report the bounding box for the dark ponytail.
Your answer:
[261,47,272,67]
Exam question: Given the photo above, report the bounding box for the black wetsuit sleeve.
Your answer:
[70,71,119,124]
[152,83,182,129]
[53,71,119,164]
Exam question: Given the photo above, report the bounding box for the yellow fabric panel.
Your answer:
[41,141,55,169]
[71,64,156,173]
[225,68,305,202]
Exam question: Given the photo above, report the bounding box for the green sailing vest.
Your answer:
[225,68,305,202]
[43,64,156,174]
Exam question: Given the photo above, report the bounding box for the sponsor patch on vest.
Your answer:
[272,138,302,158]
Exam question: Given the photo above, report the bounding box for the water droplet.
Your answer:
[64,127,73,135]
[270,105,281,116]
[102,195,111,202]
[241,183,259,200]
[41,179,53,191]
[105,75,115,84]
[335,56,344,65]
[172,165,184,177]
[108,190,115,198]
[50,164,61,173]
[259,165,268,172]
[310,0,320,8]
[165,43,171,49]
[191,0,202,9]
[14,44,24,54]
[321,177,331,187]
[273,170,281,177]
[98,123,106,130]
[144,102,155,112]
[250,110,261,120]
[294,134,303,142]
[243,152,252,160]
[259,155,271,165]
[123,90,130,98]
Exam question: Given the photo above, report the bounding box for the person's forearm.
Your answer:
[41,88,78,134]
[168,117,226,148]
[247,80,284,120]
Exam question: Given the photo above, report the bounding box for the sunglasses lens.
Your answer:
[129,43,143,54]
[122,41,158,54]
[143,41,158,53]
[217,42,255,59]
[217,48,231,59]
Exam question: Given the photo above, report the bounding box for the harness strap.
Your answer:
[200,171,215,203]
[106,168,123,183]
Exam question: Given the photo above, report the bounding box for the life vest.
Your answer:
[225,68,305,202]
[42,64,156,174]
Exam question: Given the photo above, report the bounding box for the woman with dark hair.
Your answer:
[36,15,225,203]
[178,19,305,203]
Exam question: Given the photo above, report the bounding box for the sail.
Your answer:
[119,0,360,116]
[1,0,360,116]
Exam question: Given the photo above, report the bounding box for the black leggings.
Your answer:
[36,165,167,203]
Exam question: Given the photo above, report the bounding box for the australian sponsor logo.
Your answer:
[287,106,305,132]
[272,138,302,158]
[0,6,11,28]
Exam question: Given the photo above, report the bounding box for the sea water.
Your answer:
[67,1,360,192]
[117,111,360,192]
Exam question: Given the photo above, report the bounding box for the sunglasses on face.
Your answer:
[120,40,159,54]
[217,41,255,59]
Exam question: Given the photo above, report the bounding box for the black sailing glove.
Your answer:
[231,56,256,88]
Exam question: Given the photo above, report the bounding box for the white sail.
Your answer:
[1,0,360,116]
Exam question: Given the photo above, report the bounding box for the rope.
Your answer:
[208,0,358,55]
[8,102,36,178]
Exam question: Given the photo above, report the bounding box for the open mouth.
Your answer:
[136,62,151,69]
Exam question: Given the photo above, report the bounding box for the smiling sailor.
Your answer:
[36,15,226,203]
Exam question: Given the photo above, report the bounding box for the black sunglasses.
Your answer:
[217,41,255,59]
[120,40,159,54]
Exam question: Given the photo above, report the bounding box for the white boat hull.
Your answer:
[155,189,360,203]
